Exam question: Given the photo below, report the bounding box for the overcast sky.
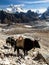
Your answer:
[0,0,49,13]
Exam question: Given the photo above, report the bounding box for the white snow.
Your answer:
[46,22,49,26]
[0,57,10,65]
[6,4,24,13]
[24,25,32,28]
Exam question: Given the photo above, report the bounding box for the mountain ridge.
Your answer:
[0,7,49,24]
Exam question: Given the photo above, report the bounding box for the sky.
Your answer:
[0,0,49,13]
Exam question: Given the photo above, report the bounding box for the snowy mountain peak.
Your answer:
[5,4,24,13]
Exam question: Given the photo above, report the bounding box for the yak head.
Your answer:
[6,37,16,47]
[34,40,40,48]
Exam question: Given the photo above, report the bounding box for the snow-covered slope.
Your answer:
[5,4,24,13]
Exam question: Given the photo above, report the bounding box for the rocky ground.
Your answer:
[0,23,49,65]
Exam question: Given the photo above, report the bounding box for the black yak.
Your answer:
[14,36,40,56]
[6,37,16,48]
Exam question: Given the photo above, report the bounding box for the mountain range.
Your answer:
[0,6,49,24]
[40,7,49,20]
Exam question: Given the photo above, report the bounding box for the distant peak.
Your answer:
[5,4,24,13]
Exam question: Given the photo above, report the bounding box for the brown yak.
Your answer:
[14,36,40,56]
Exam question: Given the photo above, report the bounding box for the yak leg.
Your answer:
[23,49,28,56]
[17,48,19,57]
[14,46,16,52]
[23,49,25,56]
[25,50,28,55]
[14,48,16,52]
[14,47,19,57]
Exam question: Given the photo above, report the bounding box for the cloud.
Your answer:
[0,4,25,9]
[14,4,25,7]
[23,0,49,4]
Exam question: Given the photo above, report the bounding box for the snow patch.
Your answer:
[46,22,49,26]
[24,25,32,28]
[0,57,10,65]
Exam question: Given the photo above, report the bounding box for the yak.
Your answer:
[6,36,40,56]
[14,36,40,56]
[6,37,16,48]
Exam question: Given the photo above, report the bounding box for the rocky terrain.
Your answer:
[0,23,49,65]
